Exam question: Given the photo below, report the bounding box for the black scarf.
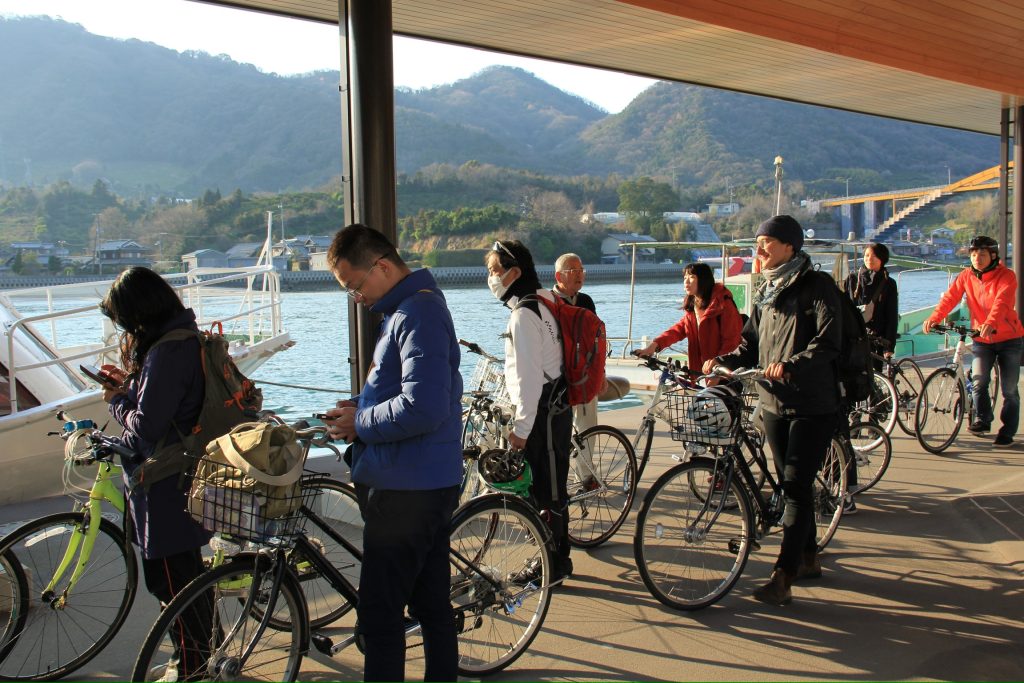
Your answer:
[852,267,888,306]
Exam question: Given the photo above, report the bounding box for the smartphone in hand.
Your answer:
[80,364,119,389]
[312,413,333,420]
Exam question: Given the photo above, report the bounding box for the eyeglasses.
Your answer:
[559,268,586,276]
[492,241,518,264]
[342,261,380,299]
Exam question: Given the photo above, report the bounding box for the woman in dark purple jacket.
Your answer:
[99,266,211,679]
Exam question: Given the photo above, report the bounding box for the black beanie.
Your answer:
[755,215,804,253]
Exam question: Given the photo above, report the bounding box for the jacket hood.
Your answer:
[702,283,735,317]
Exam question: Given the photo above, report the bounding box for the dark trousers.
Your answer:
[523,384,573,569]
[762,411,838,575]
[972,336,1023,439]
[355,484,460,682]
[141,549,210,679]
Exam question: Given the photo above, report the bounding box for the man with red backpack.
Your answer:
[924,235,1024,447]
[488,240,575,584]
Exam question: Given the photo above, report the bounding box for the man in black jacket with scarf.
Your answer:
[705,215,842,606]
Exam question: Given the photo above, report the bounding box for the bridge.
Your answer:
[804,162,1014,243]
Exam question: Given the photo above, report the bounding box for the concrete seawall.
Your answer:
[0,263,686,292]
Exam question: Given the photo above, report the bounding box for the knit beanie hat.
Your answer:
[755,215,804,252]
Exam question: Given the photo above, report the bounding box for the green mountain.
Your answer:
[0,16,999,199]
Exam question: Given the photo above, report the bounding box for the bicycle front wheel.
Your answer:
[851,372,898,435]
[567,425,638,548]
[847,421,892,494]
[814,439,848,551]
[633,459,753,611]
[293,478,362,629]
[0,511,137,681]
[132,553,307,682]
[632,417,656,481]
[893,358,925,436]
[449,494,552,677]
[916,368,964,454]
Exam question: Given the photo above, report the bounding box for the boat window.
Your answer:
[0,363,41,416]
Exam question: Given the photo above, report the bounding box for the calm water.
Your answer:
[253,270,954,419]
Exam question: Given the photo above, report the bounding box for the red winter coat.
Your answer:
[654,283,744,372]
[928,263,1024,344]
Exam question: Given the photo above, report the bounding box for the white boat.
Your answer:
[0,228,293,506]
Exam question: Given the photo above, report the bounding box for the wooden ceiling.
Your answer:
[197,0,1024,135]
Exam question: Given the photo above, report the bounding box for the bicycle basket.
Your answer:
[664,386,743,446]
[469,357,506,397]
[187,453,326,544]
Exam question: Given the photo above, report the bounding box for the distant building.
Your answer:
[95,240,152,271]
[224,241,289,270]
[601,233,657,264]
[9,241,70,258]
[181,249,229,270]
[707,202,740,217]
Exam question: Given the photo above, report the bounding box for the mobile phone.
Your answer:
[312,412,332,420]
[80,363,119,389]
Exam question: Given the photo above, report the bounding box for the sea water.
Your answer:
[254,270,954,419]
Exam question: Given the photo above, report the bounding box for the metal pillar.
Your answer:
[337,0,398,394]
[1015,106,1024,314]
[999,108,1010,252]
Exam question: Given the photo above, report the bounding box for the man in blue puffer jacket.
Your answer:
[322,223,462,682]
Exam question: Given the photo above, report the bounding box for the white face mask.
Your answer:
[488,272,510,300]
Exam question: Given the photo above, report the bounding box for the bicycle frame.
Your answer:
[43,459,125,606]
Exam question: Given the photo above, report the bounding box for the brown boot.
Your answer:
[794,551,822,581]
[753,569,793,605]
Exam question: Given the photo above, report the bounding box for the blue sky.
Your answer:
[0,0,656,112]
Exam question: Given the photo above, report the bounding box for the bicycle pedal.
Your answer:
[311,632,334,655]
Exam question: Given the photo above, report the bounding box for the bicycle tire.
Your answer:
[132,552,307,683]
[449,494,553,676]
[288,478,362,629]
[0,512,138,681]
[567,425,638,548]
[916,368,964,454]
[632,417,656,481]
[0,550,29,664]
[847,421,892,494]
[851,372,898,435]
[633,458,753,611]
[893,358,925,436]
[814,439,848,551]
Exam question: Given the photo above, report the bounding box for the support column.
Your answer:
[338,0,398,394]
[1015,106,1024,314]
[999,108,1010,252]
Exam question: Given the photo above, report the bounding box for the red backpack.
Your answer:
[531,295,608,406]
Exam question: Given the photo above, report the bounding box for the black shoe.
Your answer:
[553,558,573,584]
[994,434,1014,447]
[968,421,991,435]
[507,558,543,586]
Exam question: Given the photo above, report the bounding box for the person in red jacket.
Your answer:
[924,235,1024,447]
[637,262,743,372]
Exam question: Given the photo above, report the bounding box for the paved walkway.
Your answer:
[2,404,1022,681]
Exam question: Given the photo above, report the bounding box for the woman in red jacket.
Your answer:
[638,262,744,372]
[924,236,1024,447]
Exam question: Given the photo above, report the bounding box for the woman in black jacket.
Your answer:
[705,216,842,606]
[99,267,212,679]
[845,242,899,366]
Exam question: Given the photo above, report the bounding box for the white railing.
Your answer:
[3,265,285,413]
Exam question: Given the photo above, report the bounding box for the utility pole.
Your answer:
[279,203,285,243]
[773,156,784,215]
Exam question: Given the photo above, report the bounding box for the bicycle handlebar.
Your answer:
[711,366,767,381]
[459,339,501,362]
[928,323,981,338]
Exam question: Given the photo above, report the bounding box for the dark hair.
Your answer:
[682,262,715,311]
[327,223,402,271]
[866,242,890,265]
[100,267,185,374]
[486,240,541,299]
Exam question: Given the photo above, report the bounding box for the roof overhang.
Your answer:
[194,0,1023,135]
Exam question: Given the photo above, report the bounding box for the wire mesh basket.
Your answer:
[663,390,744,446]
[466,356,514,415]
[187,453,326,545]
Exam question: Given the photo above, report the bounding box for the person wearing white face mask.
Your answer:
[486,240,574,584]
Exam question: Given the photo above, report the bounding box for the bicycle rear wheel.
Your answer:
[847,421,892,494]
[893,358,925,436]
[851,372,897,435]
[0,511,137,681]
[916,368,964,454]
[292,478,362,629]
[814,440,848,551]
[0,550,29,664]
[132,553,307,682]
[633,458,753,611]
[449,494,552,677]
[567,425,637,548]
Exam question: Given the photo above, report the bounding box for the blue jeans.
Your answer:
[971,336,1023,439]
